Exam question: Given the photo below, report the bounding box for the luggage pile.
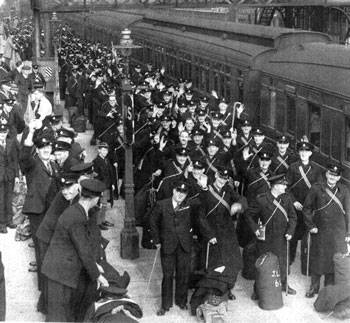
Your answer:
[84,261,143,323]
[314,246,350,320]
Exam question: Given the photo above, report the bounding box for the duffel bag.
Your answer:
[333,247,350,286]
[255,251,283,310]
[314,285,350,313]
[333,297,350,320]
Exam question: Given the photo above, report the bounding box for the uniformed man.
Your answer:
[198,166,247,300]
[150,180,194,315]
[0,124,19,233]
[303,163,350,298]
[157,147,190,200]
[271,135,297,175]
[36,172,81,314]
[20,121,58,277]
[28,64,46,91]
[286,141,321,265]
[245,174,298,299]
[41,179,109,322]
[238,151,274,247]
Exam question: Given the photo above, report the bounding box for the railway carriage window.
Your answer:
[237,70,244,102]
[308,104,321,148]
[346,118,350,161]
[286,96,296,134]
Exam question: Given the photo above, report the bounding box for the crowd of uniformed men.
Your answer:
[0,17,349,322]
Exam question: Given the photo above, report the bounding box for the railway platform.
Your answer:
[0,128,340,323]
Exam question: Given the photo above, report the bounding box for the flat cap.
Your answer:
[217,166,230,179]
[56,127,76,139]
[174,180,189,193]
[80,179,105,197]
[35,137,52,149]
[269,174,288,186]
[253,128,264,136]
[327,163,342,176]
[297,141,313,151]
[53,140,71,152]
[258,150,271,160]
[0,124,9,132]
[277,135,289,144]
[193,159,205,169]
[59,172,80,186]
[207,137,220,147]
[175,146,189,156]
[70,162,95,175]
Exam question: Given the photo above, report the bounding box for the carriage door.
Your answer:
[308,103,321,149]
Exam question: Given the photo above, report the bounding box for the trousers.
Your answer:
[161,243,191,309]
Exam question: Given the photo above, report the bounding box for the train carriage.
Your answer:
[249,42,350,185]
[62,10,350,185]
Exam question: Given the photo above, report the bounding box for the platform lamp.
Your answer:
[113,28,141,259]
[50,11,61,106]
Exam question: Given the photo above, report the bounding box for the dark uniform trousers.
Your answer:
[161,243,191,309]
[150,198,193,310]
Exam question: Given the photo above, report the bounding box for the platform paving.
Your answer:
[0,128,340,322]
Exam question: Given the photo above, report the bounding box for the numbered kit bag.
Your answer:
[255,251,283,310]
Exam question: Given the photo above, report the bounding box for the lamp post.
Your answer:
[113,29,141,259]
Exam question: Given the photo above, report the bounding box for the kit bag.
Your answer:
[255,251,283,310]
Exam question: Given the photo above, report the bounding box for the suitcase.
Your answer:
[255,252,283,310]
[72,115,86,133]
[196,300,228,323]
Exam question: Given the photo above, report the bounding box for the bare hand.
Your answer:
[198,174,208,189]
[310,228,318,234]
[242,146,252,160]
[231,203,242,215]
[211,90,218,99]
[285,234,292,241]
[209,237,217,244]
[153,169,162,177]
[14,177,20,184]
[155,243,161,249]
[159,136,167,151]
[97,274,109,289]
[293,201,303,211]
[234,102,244,118]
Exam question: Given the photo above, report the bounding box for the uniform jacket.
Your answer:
[150,198,193,255]
[286,160,321,204]
[198,185,246,278]
[20,145,57,215]
[271,152,297,176]
[41,203,100,289]
[245,167,274,203]
[303,181,350,274]
[0,137,19,182]
[245,191,297,257]
[37,192,77,245]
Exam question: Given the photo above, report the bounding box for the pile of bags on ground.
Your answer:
[314,247,350,320]
[84,261,143,323]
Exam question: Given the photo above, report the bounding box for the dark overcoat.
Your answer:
[41,203,100,289]
[303,182,350,275]
[20,146,57,215]
[198,185,247,284]
[245,191,297,281]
